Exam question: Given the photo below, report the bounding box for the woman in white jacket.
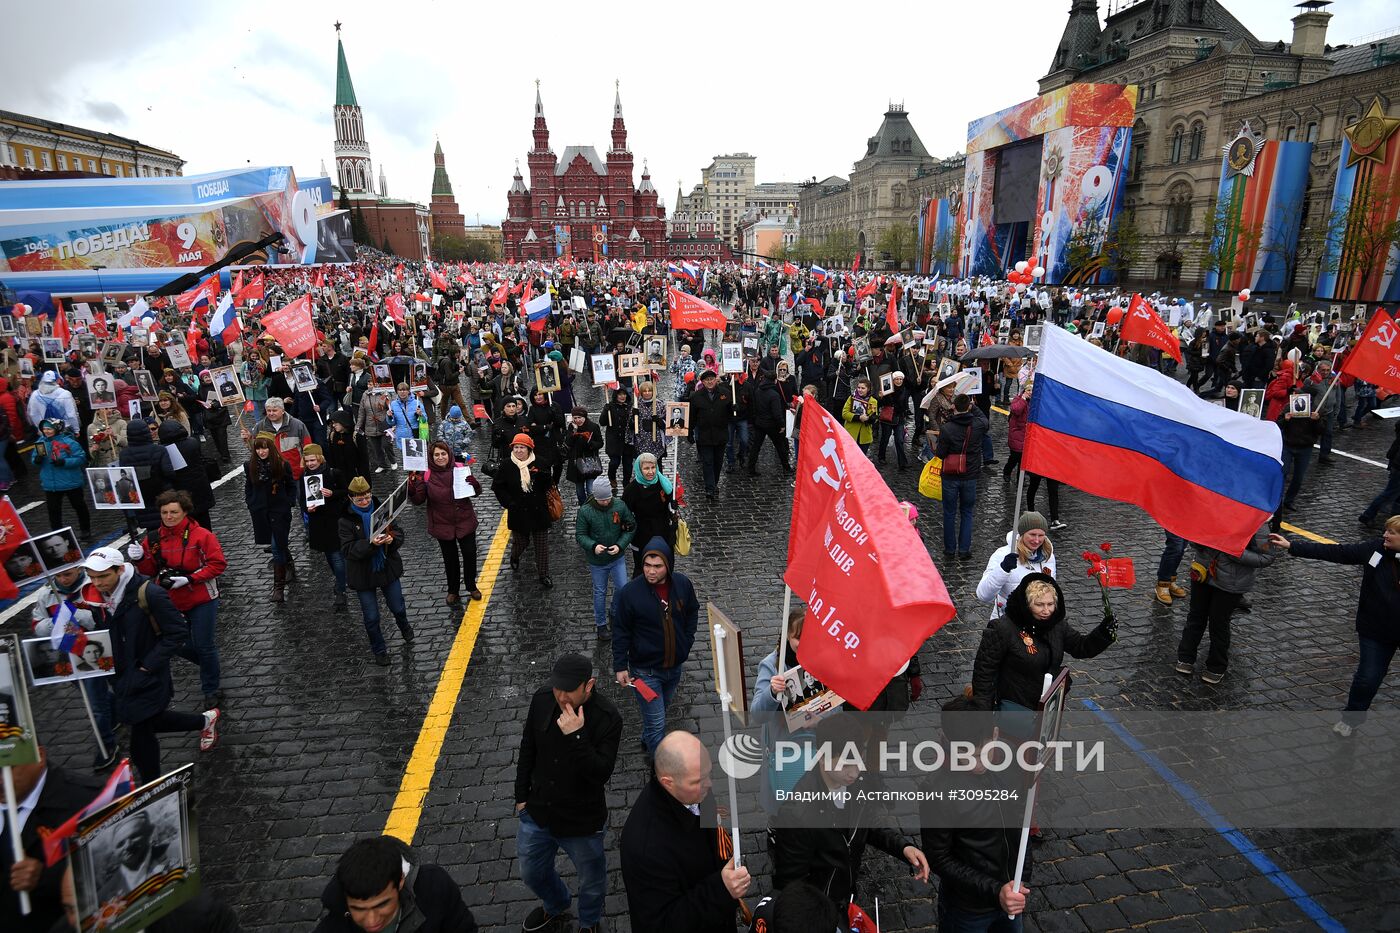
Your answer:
[976,511,1057,618]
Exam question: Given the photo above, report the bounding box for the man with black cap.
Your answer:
[514,654,622,933]
[688,368,732,499]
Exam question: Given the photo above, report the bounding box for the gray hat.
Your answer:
[591,476,614,500]
[1017,511,1048,536]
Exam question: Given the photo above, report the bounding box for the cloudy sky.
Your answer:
[10,0,1396,224]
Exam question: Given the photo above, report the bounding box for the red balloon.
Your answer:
[1106,307,1124,326]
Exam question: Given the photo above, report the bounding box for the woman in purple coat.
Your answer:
[408,441,484,604]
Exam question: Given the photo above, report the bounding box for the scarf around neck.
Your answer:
[632,459,673,495]
[511,450,536,492]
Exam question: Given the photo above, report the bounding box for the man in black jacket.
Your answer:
[514,654,622,933]
[3,748,104,933]
[688,370,731,498]
[620,731,750,932]
[313,836,476,933]
[771,714,929,916]
[921,697,1030,931]
[745,371,792,476]
[83,547,218,783]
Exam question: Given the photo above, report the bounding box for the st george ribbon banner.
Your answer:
[784,401,957,709]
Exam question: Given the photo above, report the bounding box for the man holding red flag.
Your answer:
[1121,293,1183,365]
[784,399,956,709]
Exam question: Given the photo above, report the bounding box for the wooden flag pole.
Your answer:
[2,766,31,915]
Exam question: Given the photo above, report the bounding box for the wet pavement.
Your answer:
[5,371,1398,932]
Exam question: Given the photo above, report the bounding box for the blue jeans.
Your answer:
[1281,445,1313,507]
[725,420,750,468]
[630,665,683,756]
[1344,636,1398,726]
[938,894,1023,933]
[588,556,628,629]
[176,599,221,694]
[356,578,408,655]
[516,808,607,926]
[1157,531,1187,582]
[0,439,12,485]
[81,675,117,751]
[574,481,588,507]
[981,431,995,463]
[942,476,977,554]
[323,550,347,594]
[267,510,292,566]
[1361,469,1400,521]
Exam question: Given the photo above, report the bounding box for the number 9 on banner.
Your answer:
[176,222,198,250]
[291,189,318,264]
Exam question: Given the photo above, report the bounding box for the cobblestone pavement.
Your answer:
[4,373,1398,932]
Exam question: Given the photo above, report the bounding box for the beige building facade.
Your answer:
[0,109,184,178]
[798,105,942,268]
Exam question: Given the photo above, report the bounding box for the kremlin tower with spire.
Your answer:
[502,81,666,262]
[429,139,466,240]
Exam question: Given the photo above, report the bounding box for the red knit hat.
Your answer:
[511,432,534,449]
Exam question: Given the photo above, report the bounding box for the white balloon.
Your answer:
[1015,261,1028,274]
[1033,266,1046,278]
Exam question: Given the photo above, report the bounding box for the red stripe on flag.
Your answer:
[1022,423,1272,554]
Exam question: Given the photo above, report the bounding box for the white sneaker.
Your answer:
[1174,661,1193,675]
[1333,721,1353,738]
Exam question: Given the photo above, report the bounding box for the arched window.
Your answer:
[539,200,548,217]
[1166,183,1192,234]
[1188,122,1204,161]
[617,200,626,216]
[568,202,575,217]
[1169,126,1185,164]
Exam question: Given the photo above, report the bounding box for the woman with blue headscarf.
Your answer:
[621,452,676,577]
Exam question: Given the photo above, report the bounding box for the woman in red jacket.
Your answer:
[407,441,483,604]
[131,489,228,709]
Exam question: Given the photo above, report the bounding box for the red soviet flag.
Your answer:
[668,287,728,330]
[1340,310,1400,394]
[261,295,317,357]
[886,282,901,335]
[384,293,407,325]
[1120,293,1183,364]
[784,401,957,709]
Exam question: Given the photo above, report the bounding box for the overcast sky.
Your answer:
[9,0,1397,225]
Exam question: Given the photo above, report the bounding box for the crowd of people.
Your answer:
[2,245,1397,932]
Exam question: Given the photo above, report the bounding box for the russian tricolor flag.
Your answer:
[1024,325,1282,554]
[668,262,696,284]
[208,292,241,347]
[810,264,829,283]
[524,292,553,331]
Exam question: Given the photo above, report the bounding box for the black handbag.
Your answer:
[573,455,603,479]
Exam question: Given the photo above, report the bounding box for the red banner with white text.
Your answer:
[784,402,957,708]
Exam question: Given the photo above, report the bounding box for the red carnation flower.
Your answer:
[1100,542,1112,553]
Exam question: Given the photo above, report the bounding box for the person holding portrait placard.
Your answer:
[408,441,483,606]
[340,476,414,666]
[245,434,297,603]
[32,567,118,771]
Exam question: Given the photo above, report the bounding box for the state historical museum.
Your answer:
[502,83,667,262]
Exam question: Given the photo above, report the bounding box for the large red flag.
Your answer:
[1339,310,1400,394]
[430,268,449,291]
[668,287,728,329]
[1121,293,1183,364]
[52,299,71,346]
[384,293,407,326]
[857,280,878,302]
[885,283,901,335]
[261,295,317,357]
[236,272,265,308]
[489,283,509,307]
[784,401,956,709]
[852,251,861,274]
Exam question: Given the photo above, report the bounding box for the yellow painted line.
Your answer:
[384,515,511,842]
[1280,522,1337,545]
[991,405,1009,416]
